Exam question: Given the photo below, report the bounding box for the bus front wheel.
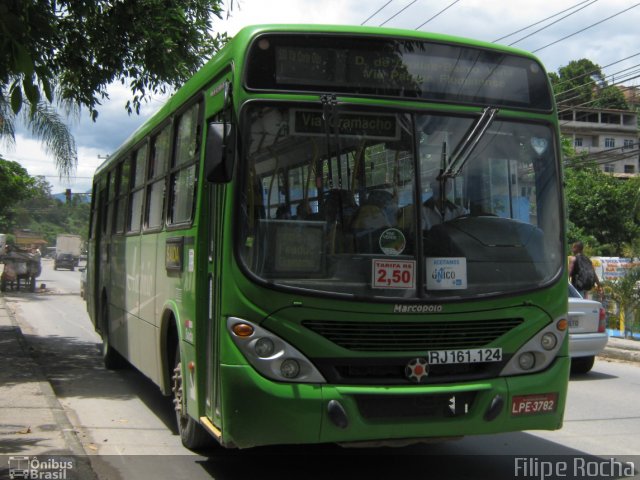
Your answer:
[172,344,212,450]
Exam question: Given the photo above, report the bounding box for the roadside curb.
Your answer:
[599,344,640,363]
[0,295,97,479]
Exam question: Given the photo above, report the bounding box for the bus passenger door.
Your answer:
[205,181,224,427]
[203,76,232,428]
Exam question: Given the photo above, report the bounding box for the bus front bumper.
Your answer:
[218,356,569,449]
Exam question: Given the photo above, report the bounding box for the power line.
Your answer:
[532,3,640,53]
[493,0,593,43]
[361,0,394,25]
[553,52,640,90]
[555,64,640,108]
[379,0,418,26]
[507,0,599,46]
[556,73,640,116]
[32,175,94,180]
[415,0,462,30]
[566,147,640,168]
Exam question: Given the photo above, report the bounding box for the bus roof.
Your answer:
[95,24,546,176]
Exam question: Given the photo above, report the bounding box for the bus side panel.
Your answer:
[109,235,129,356]
[138,233,162,383]
[120,235,141,366]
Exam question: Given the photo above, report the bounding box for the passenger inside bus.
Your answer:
[422,179,467,230]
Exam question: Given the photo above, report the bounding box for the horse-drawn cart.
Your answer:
[0,248,42,292]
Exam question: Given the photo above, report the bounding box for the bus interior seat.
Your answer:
[351,204,392,253]
[322,189,357,254]
[366,190,398,224]
[397,204,415,231]
[321,189,358,224]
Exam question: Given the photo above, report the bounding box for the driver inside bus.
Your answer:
[422,178,467,230]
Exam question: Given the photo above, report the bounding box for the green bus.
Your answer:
[85,24,569,450]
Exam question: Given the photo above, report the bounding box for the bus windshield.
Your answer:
[238,103,562,299]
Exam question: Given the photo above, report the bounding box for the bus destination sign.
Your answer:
[291,110,400,140]
[276,45,530,105]
[246,35,552,110]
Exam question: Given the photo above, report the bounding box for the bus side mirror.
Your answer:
[205,121,235,183]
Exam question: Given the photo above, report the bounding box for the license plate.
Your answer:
[511,393,558,416]
[568,318,580,327]
[427,348,502,364]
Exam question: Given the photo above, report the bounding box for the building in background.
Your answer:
[559,107,639,177]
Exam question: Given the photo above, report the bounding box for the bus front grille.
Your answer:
[313,357,508,385]
[302,318,523,352]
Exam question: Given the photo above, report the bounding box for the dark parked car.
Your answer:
[54,253,76,271]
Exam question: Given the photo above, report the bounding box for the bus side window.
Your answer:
[128,144,147,233]
[146,124,171,229]
[169,102,201,225]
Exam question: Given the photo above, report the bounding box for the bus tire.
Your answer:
[100,300,127,370]
[172,344,212,450]
[570,355,595,374]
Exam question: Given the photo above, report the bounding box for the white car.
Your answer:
[568,284,608,373]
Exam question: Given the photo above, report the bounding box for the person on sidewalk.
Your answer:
[569,241,602,299]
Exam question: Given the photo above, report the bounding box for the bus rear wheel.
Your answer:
[172,344,212,450]
[100,300,127,370]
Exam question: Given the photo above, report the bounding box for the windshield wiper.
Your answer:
[441,106,499,179]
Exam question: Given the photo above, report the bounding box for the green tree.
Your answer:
[564,160,640,254]
[603,266,640,335]
[591,85,628,110]
[1,0,228,176]
[9,175,91,244]
[1,95,77,176]
[0,156,36,230]
[551,58,628,110]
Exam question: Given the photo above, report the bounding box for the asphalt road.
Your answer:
[4,259,640,480]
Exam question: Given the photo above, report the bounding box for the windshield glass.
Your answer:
[238,104,562,300]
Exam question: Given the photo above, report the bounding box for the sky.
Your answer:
[3,0,639,194]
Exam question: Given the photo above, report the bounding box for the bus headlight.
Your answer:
[500,317,567,376]
[255,337,275,358]
[518,352,536,370]
[227,317,326,383]
[541,332,557,351]
[280,359,301,378]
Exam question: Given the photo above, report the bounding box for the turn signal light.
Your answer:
[556,319,568,331]
[232,323,254,337]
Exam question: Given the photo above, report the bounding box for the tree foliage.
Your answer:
[551,58,628,110]
[0,156,89,243]
[1,0,228,119]
[564,159,640,255]
[0,156,36,228]
[0,0,228,177]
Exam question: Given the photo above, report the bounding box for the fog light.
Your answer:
[518,352,536,370]
[280,358,300,378]
[541,332,557,351]
[255,337,275,358]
